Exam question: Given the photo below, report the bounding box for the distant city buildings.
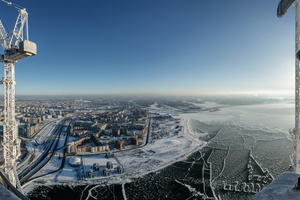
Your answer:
[0,97,153,173]
[0,101,72,138]
[18,123,38,138]
[0,98,149,157]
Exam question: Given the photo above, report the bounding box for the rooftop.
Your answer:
[253,172,300,200]
[0,184,21,200]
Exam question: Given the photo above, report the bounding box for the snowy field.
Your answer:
[35,122,59,145]
[32,153,63,179]
[23,155,125,194]
[115,116,206,178]
[82,155,121,178]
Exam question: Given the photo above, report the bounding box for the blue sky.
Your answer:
[0,0,296,95]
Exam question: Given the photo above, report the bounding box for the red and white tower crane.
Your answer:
[0,0,36,189]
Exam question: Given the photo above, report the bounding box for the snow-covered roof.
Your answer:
[253,172,300,200]
[69,156,81,166]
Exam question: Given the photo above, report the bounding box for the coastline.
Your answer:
[25,100,296,200]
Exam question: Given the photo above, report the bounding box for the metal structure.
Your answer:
[277,0,295,17]
[0,0,36,189]
[277,0,300,174]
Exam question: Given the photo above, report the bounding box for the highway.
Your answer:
[24,121,72,183]
[19,119,69,185]
[16,121,60,174]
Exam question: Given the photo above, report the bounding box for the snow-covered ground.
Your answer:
[186,101,221,108]
[23,154,126,194]
[115,115,206,178]
[22,100,296,200]
[17,120,62,175]
[82,155,121,177]
[31,153,63,179]
[149,102,179,113]
[23,105,215,192]
[25,124,56,162]
[35,121,59,145]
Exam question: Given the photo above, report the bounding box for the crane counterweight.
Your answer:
[1,40,37,62]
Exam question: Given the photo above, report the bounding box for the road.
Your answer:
[19,119,69,185]
[24,121,72,183]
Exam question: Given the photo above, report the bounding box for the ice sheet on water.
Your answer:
[175,179,207,198]
[180,101,293,199]
[252,139,292,178]
[181,101,294,138]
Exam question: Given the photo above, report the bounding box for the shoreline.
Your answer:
[24,100,296,199]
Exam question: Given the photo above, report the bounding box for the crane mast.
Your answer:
[277,0,300,173]
[0,1,36,190]
[3,61,19,188]
[294,0,300,174]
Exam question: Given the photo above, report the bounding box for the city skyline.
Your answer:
[0,0,295,95]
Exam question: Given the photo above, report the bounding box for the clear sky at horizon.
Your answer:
[0,0,296,95]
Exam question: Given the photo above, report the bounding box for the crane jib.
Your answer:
[0,2,36,62]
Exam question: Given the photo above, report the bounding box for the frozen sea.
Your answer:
[27,100,294,200]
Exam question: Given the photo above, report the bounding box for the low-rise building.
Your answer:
[88,169,94,178]
[116,166,124,174]
[103,168,110,176]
